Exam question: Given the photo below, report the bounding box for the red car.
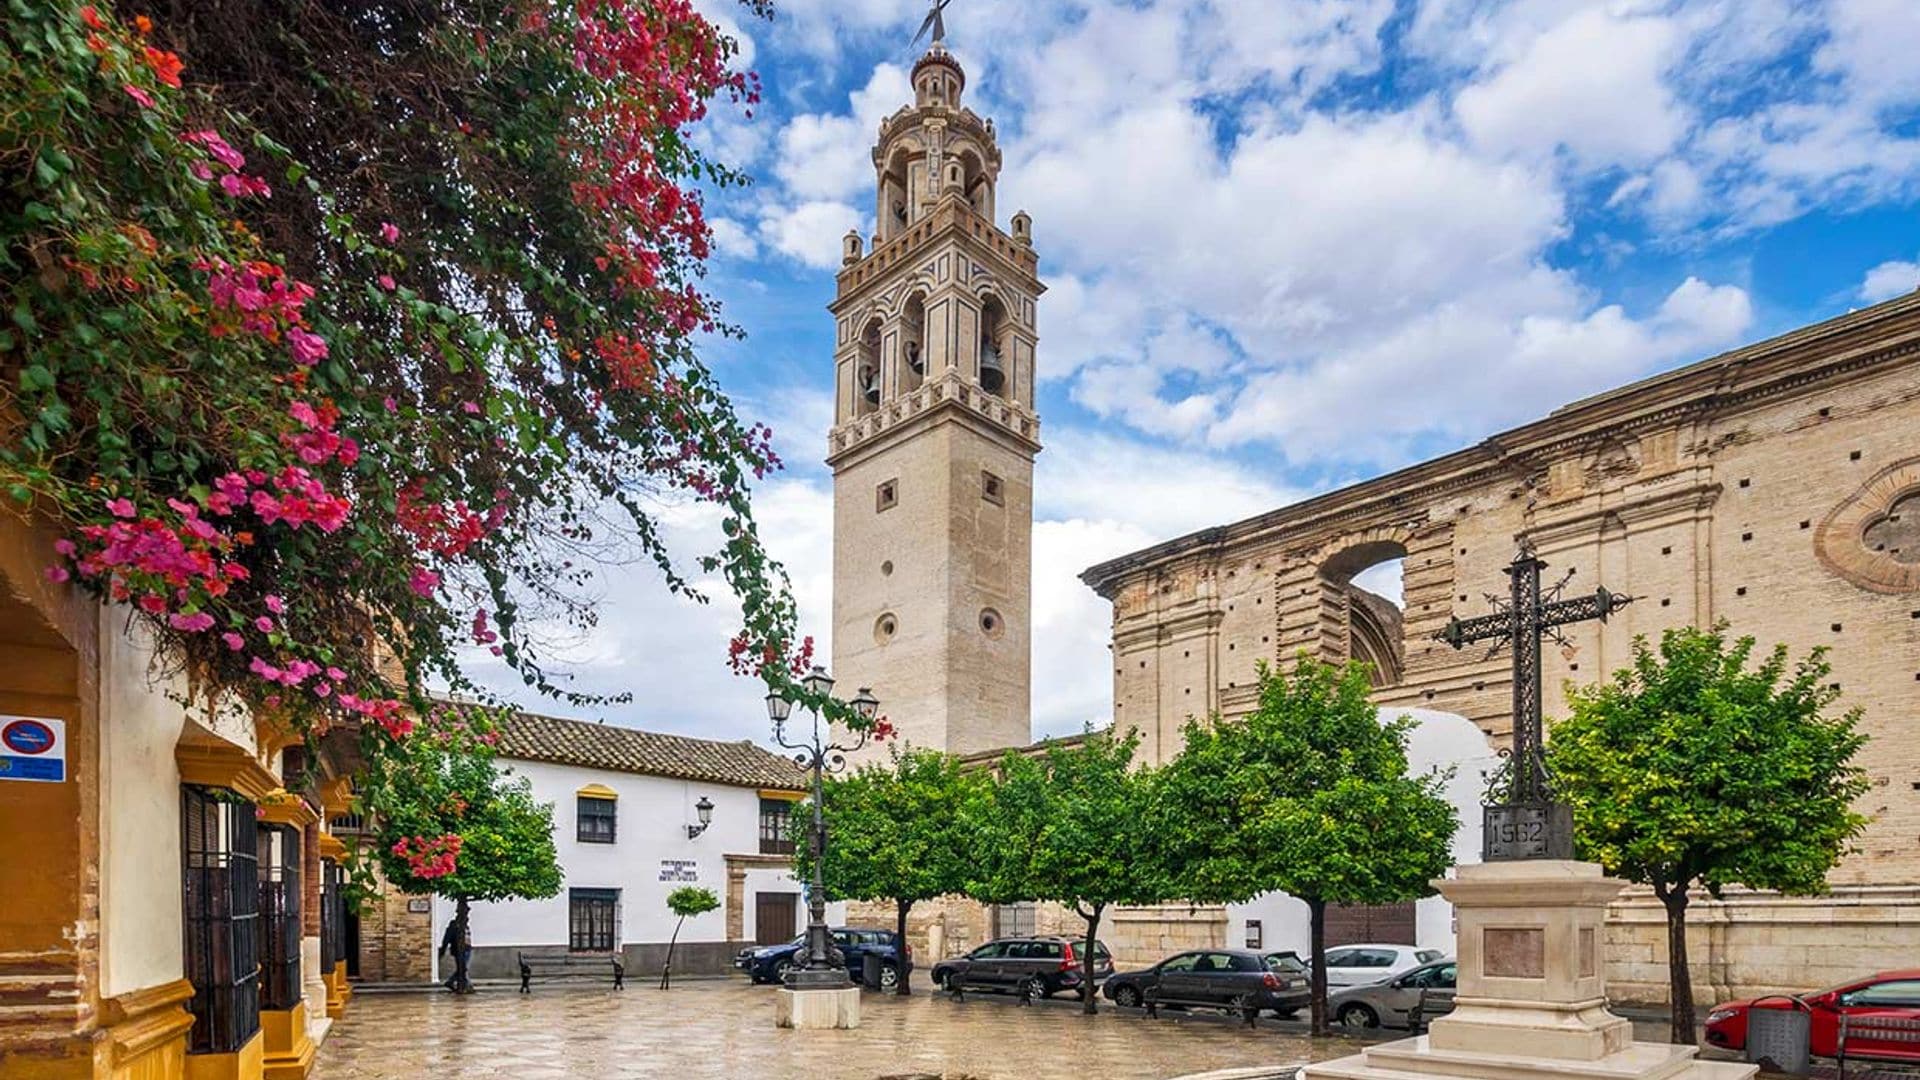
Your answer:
[1705,970,1920,1061]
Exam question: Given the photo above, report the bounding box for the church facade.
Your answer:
[1082,291,1920,1004]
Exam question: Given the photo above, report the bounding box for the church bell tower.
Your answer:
[827,40,1043,758]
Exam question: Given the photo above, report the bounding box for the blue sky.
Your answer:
[466,0,1920,746]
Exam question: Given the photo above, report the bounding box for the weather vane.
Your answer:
[910,0,955,50]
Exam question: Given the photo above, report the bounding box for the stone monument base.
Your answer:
[1304,861,1754,1080]
[775,986,861,1030]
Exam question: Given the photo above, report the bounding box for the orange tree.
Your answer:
[2,0,845,871]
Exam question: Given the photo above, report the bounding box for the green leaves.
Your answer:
[666,885,720,918]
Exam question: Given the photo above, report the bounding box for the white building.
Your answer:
[442,711,840,981]
[1224,708,1499,960]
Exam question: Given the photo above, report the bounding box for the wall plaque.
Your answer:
[1483,928,1545,978]
[407,898,431,914]
[658,859,698,883]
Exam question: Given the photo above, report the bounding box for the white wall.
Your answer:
[1224,707,1497,958]
[442,758,830,948]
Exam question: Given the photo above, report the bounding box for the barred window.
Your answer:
[569,888,620,953]
[577,795,617,844]
[758,797,795,855]
[181,786,260,1055]
[258,824,303,1011]
[319,859,344,973]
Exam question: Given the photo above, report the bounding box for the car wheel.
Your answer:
[1114,984,1142,1008]
[1338,1003,1380,1029]
[1229,992,1257,1015]
[934,969,951,990]
[878,963,900,991]
[1017,975,1042,1000]
[774,958,796,983]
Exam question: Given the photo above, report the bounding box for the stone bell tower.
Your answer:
[827,41,1043,758]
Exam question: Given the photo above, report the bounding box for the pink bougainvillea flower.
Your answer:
[378,274,396,291]
[408,566,441,597]
[54,539,76,557]
[325,667,347,682]
[107,497,136,518]
[123,84,156,109]
[222,632,245,651]
[169,611,215,632]
[253,615,274,633]
[379,222,400,243]
[461,400,481,415]
[45,564,71,584]
[286,327,329,366]
[265,594,286,614]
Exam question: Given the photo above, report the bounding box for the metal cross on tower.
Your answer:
[910,0,955,50]
[1434,542,1634,861]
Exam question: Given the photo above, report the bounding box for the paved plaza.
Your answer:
[311,981,1360,1079]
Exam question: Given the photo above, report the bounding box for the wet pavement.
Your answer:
[312,979,1367,1080]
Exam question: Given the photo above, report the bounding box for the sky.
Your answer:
[462,0,1920,747]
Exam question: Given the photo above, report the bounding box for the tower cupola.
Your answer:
[913,44,966,109]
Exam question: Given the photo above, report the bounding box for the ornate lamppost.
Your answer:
[766,666,879,990]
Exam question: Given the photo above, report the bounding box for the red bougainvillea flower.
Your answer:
[142,46,183,88]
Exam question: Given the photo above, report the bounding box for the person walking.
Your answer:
[440,914,473,992]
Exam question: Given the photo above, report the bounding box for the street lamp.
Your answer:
[766,668,875,991]
[686,796,714,839]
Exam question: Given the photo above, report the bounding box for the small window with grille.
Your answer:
[876,478,899,512]
[181,786,261,1055]
[759,797,795,855]
[981,470,1004,505]
[577,795,617,844]
[569,888,620,953]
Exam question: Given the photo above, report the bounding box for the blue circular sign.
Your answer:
[2,719,56,756]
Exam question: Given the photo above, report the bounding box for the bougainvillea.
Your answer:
[2,0,836,879]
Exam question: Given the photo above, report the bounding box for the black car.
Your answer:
[734,928,910,989]
[929,936,1114,998]
[1103,948,1308,1015]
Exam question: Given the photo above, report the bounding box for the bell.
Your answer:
[906,341,924,375]
[859,365,880,406]
[979,342,1005,395]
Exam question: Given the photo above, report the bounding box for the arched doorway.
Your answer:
[1319,540,1407,688]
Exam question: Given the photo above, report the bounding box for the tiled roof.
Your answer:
[495,711,806,791]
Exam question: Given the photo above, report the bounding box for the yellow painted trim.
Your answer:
[175,739,278,802]
[252,711,303,757]
[184,1030,263,1080]
[261,1003,315,1080]
[315,832,347,860]
[575,783,619,799]
[257,790,319,829]
[103,977,196,1070]
[757,788,806,802]
[323,963,351,1019]
[316,777,353,817]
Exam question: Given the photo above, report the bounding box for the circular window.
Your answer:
[880,560,894,577]
[979,608,1004,639]
[873,613,898,645]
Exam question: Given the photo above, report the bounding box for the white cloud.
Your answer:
[707,216,760,260]
[1860,257,1920,303]
[1453,8,1686,168]
[773,64,914,202]
[758,200,864,269]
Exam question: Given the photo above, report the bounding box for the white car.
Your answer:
[1319,944,1445,988]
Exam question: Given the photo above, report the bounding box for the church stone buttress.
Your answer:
[827,43,1043,758]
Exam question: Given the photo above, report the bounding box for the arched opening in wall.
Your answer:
[901,293,926,391]
[1320,540,1407,689]
[978,295,1008,398]
[879,148,911,240]
[958,148,992,220]
[856,319,882,414]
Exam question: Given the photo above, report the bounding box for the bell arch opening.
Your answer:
[1319,539,1407,689]
[901,293,927,391]
[855,319,882,414]
[978,295,1008,398]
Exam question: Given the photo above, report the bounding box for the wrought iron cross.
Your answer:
[1434,542,1633,860]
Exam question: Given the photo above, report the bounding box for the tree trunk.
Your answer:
[1079,902,1105,1015]
[1308,897,1329,1036]
[660,914,685,990]
[895,898,914,996]
[1660,884,1696,1045]
[452,896,472,994]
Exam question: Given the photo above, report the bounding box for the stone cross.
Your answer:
[1435,543,1633,861]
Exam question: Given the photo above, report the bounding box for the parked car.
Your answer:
[929,935,1114,998]
[734,928,911,989]
[1328,958,1457,1029]
[1103,949,1309,1015]
[1317,944,1445,988]
[1705,970,1920,1061]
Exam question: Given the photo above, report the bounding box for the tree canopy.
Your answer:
[1161,657,1457,1033]
[1548,625,1870,1043]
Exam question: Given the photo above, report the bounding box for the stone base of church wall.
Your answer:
[1107,905,1228,967]
[1604,883,1920,1007]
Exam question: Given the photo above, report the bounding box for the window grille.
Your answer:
[569,888,620,953]
[577,795,617,844]
[258,824,303,1011]
[319,859,345,974]
[758,798,795,855]
[181,786,260,1054]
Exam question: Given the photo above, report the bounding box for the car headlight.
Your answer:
[1706,1010,1736,1024]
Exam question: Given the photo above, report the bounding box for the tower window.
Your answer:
[982,470,1004,505]
[876,479,898,512]
[980,608,1004,639]
[874,613,899,644]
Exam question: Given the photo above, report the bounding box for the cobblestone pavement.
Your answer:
[314,980,1365,1080]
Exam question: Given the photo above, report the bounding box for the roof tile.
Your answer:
[495,712,806,791]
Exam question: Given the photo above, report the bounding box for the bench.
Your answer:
[517,951,625,993]
[1837,1015,1920,1080]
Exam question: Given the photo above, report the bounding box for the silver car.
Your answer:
[1328,958,1457,1030]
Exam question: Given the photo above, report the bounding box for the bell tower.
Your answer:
[827,41,1043,758]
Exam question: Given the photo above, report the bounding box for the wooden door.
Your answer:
[755,892,797,947]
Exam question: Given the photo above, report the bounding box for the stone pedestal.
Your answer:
[1304,861,1755,1080]
[774,987,861,1030]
